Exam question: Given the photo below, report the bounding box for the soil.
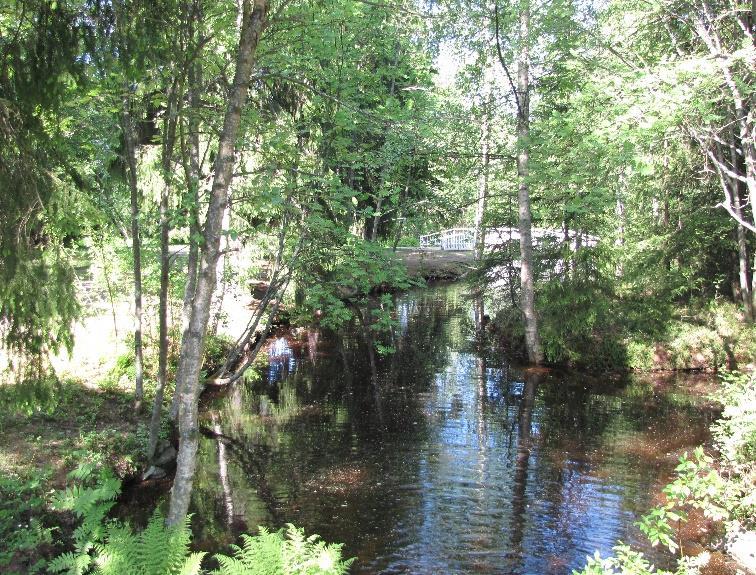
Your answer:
[0,383,143,488]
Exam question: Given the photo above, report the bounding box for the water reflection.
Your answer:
[267,337,295,385]
[189,285,714,574]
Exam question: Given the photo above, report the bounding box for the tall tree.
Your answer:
[495,0,543,364]
[148,12,184,460]
[113,0,146,411]
[120,97,145,411]
[473,89,492,263]
[167,0,268,526]
[0,0,85,377]
[170,0,203,421]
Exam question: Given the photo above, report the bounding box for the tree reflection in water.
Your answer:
[186,284,713,574]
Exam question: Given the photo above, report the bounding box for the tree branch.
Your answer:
[717,201,756,233]
[494,2,522,119]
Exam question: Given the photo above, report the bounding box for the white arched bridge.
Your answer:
[419,227,597,251]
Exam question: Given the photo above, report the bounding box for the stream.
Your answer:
[180,284,716,574]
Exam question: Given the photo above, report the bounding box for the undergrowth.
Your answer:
[493,275,756,371]
[0,469,55,574]
[45,459,354,575]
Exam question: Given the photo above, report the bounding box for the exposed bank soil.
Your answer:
[393,247,475,280]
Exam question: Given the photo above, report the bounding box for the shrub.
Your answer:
[0,372,63,416]
[712,371,756,472]
[202,334,236,377]
[213,525,354,575]
[534,277,632,370]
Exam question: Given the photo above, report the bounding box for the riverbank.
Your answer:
[2,281,754,574]
[393,246,475,280]
[493,279,756,373]
[574,370,756,575]
[393,247,756,374]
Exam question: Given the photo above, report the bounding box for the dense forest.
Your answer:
[1,0,755,573]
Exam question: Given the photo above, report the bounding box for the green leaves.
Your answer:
[573,543,681,575]
[212,525,354,575]
[48,463,353,575]
[636,505,681,553]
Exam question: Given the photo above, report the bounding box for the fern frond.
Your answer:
[213,554,245,575]
[95,523,139,575]
[210,524,353,575]
[48,550,93,575]
[137,511,195,575]
[177,552,207,575]
[68,460,100,482]
[92,476,121,502]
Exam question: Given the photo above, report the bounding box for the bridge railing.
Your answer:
[419,227,598,251]
[419,231,444,248]
[419,228,476,250]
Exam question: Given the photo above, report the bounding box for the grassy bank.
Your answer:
[0,327,240,573]
[492,277,756,372]
[0,379,145,572]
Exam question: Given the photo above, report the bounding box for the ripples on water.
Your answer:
[189,285,715,574]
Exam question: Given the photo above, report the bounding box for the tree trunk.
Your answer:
[751,253,756,317]
[474,91,491,262]
[369,45,400,243]
[371,195,383,242]
[731,140,754,321]
[210,202,232,336]
[515,0,543,364]
[734,193,754,321]
[171,0,202,421]
[392,167,412,252]
[167,0,267,527]
[121,95,145,412]
[713,135,755,321]
[148,74,181,462]
[693,0,756,231]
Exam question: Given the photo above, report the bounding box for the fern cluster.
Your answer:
[213,525,354,575]
[48,462,354,575]
[48,460,121,575]
[86,513,205,575]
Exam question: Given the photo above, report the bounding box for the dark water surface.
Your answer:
[188,284,716,574]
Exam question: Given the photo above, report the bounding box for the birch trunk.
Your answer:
[474,91,491,262]
[733,185,754,321]
[167,0,267,526]
[121,96,145,412]
[516,0,543,364]
[171,0,203,421]
[735,215,753,321]
[148,75,180,462]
